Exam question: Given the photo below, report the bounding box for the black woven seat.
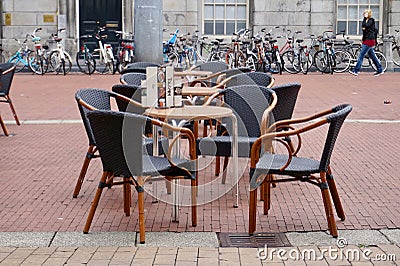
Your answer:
[120,72,146,86]
[84,110,197,244]
[120,62,160,74]
[0,63,20,125]
[248,104,353,238]
[73,88,167,198]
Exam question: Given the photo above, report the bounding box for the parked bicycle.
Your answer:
[8,36,32,73]
[376,29,400,67]
[48,28,72,75]
[28,27,50,75]
[76,35,96,75]
[114,30,135,74]
[92,23,115,74]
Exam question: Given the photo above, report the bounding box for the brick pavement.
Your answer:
[0,72,399,237]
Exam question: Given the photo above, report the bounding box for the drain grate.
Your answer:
[218,233,292,248]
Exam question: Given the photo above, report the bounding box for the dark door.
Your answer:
[79,0,122,51]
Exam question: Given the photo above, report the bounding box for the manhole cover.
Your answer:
[218,233,292,248]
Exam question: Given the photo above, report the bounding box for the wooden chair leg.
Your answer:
[221,156,229,184]
[263,175,271,215]
[8,99,21,126]
[83,171,110,233]
[123,177,131,216]
[73,145,95,198]
[215,156,220,176]
[320,172,338,237]
[0,115,8,136]
[137,186,146,244]
[326,167,345,221]
[191,179,197,227]
[166,179,172,194]
[248,189,257,235]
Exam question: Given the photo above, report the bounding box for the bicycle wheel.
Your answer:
[264,52,279,74]
[28,51,48,75]
[49,51,72,75]
[246,55,257,71]
[392,46,400,67]
[76,51,96,75]
[371,51,387,72]
[333,50,351,73]
[92,50,108,74]
[299,50,310,74]
[226,50,245,68]
[282,50,300,74]
[210,51,226,62]
[314,50,329,73]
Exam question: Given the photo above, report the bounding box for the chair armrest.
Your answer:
[1,66,16,75]
[250,116,329,172]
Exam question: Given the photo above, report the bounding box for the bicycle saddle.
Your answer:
[268,39,277,44]
[54,37,63,42]
[216,38,224,43]
[296,39,304,43]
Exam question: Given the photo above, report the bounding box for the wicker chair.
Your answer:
[0,63,20,125]
[197,85,277,188]
[120,72,146,86]
[84,110,197,244]
[222,71,275,88]
[73,88,167,198]
[248,104,352,237]
[120,62,160,74]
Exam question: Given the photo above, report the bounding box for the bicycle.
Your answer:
[48,28,72,75]
[92,23,115,74]
[114,30,135,74]
[8,37,32,73]
[377,29,400,67]
[28,27,50,75]
[76,35,96,75]
[225,28,248,68]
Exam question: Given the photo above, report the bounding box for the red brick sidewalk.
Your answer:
[0,72,399,234]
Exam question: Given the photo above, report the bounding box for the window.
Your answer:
[337,0,381,36]
[203,0,248,36]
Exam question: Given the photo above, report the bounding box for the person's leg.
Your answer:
[352,44,371,73]
[367,48,383,73]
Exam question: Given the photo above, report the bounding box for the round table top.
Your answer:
[145,105,232,120]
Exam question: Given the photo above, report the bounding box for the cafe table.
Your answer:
[145,105,239,221]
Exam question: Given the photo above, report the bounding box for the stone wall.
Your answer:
[1,0,58,58]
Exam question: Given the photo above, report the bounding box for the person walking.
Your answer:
[349,9,383,76]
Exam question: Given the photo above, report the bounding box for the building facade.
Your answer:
[1,0,399,60]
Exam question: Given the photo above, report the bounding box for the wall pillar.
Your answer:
[134,0,163,63]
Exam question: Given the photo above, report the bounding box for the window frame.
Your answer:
[336,0,383,38]
[202,0,249,37]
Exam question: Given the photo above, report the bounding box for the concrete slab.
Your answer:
[0,232,54,247]
[380,229,400,245]
[286,230,391,247]
[51,232,136,247]
[137,232,219,247]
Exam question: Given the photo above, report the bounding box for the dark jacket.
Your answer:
[362,17,376,41]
